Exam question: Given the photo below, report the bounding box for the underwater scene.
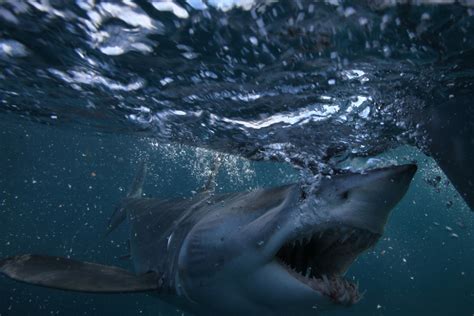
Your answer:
[0,0,473,315]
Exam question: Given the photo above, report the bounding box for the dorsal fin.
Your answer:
[105,162,147,237]
[127,161,147,198]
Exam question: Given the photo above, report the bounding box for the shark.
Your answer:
[0,162,416,315]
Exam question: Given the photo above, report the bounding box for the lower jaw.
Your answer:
[278,260,361,306]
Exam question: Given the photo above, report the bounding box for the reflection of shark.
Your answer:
[0,163,416,315]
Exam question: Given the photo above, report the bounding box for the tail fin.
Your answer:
[104,162,147,237]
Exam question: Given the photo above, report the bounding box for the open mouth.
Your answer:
[275,226,380,305]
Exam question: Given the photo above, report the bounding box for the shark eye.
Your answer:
[340,191,349,200]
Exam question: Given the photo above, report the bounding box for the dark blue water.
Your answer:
[1,0,473,315]
[1,118,473,315]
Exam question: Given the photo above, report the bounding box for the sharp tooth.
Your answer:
[343,279,349,290]
[322,275,329,286]
[340,291,349,303]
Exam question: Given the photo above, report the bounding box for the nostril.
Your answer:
[300,190,307,200]
[341,191,349,200]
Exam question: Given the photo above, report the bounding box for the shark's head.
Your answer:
[178,164,417,314]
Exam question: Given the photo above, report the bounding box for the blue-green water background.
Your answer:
[0,0,473,314]
[0,120,473,315]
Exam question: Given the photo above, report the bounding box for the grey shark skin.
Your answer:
[0,163,417,315]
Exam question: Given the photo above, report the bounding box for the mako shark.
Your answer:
[0,163,417,315]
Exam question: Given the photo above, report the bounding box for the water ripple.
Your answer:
[0,0,472,171]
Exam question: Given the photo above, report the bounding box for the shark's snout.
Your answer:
[396,163,418,175]
[379,163,417,182]
[326,163,417,235]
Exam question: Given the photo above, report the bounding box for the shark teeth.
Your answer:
[275,226,381,306]
[281,262,362,306]
[313,274,362,305]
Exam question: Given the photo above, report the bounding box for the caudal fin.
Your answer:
[0,254,158,293]
[104,162,147,237]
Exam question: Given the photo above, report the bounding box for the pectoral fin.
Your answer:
[0,254,158,293]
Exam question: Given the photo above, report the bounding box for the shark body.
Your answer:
[0,163,416,315]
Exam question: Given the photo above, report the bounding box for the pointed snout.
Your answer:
[359,163,417,192]
[399,164,418,175]
[379,163,417,181]
[330,164,417,234]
